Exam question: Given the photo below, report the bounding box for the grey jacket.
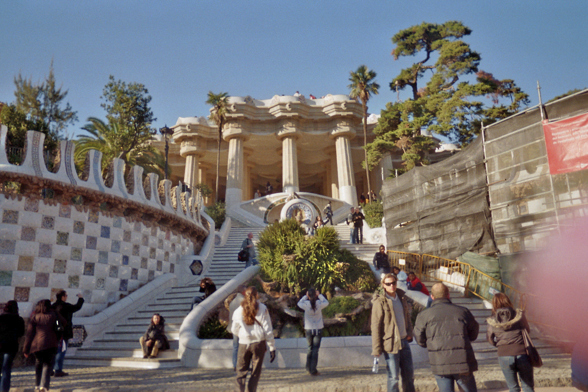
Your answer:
[414,298,479,375]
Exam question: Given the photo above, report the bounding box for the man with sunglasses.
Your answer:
[371,274,415,392]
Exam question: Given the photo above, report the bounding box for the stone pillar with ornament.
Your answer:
[277,123,300,194]
[180,139,204,193]
[331,122,358,206]
[224,124,249,209]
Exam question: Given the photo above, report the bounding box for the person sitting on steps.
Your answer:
[139,313,170,359]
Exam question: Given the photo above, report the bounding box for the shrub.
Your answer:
[362,201,383,228]
[198,316,231,339]
[323,296,360,318]
[257,220,378,295]
[205,201,226,230]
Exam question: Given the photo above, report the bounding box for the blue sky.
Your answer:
[1,1,587,139]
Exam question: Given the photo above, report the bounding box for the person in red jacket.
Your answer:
[407,272,430,296]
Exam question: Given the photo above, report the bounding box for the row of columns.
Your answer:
[180,130,359,209]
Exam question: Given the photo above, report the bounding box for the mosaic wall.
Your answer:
[0,195,192,316]
[0,127,209,317]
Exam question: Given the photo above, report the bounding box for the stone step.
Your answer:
[73,347,178,359]
[136,309,190,318]
[127,315,186,325]
[89,339,180,350]
[65,356,182,369]
[114,323,181,333]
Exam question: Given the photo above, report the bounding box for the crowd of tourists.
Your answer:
[0,291,83,392]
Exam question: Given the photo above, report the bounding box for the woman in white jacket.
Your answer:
[297,288,329,376]
[231,287,276,392]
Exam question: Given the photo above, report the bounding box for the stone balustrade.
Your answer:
[0,126,210,316]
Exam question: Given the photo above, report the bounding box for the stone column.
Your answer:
[281,135,299,194]
[334,134,357,206]
[225,136,245,208]
[325,147,339,199]
[183,154,199,190]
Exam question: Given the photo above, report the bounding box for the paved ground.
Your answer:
[9,356,573,392]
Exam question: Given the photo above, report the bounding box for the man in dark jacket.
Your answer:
[51,290,84,377]
[414,283,479,392]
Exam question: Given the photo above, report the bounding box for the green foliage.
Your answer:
[2,63,77,151]
[323,306,371,337]
[368,21,529,171]
[194,183,212,197]
[257,220,378,295]
[205,201,226,230]
[100,76,156,150]
[322,296,360,318]
[198,316,231,339]
[362,201,383,228]
[13,62,78,140]
[74,117,164,178]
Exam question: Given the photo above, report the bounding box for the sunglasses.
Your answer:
[383,281,397,286]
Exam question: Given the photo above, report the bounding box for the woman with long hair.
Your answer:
[487,293,535,392]
[231,287,276,392]
[297,288,329,376]
[139,313,169,359]
[23,299,66,392]
[0,300,25,392]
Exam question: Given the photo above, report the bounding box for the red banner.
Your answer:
[543,112,588,175]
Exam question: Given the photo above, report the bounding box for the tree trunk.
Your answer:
[215,126,221,202]
[362,102,372,202]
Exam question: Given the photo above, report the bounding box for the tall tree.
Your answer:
[100,76,156,163]
[367,21,529,173]
[206,91,229,202]
[2,62,77,151]
[348,65,379,201]
[74,117,164,178]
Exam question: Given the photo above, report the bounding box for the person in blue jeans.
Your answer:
[297,288,329,376]
[241,232,258,268]
[51,290,84,377]
[414,283,479,392]
[371,273,415,392]
[487,293,535,392]
[0,301,25,392]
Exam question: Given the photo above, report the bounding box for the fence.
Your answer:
[388,250,527,310]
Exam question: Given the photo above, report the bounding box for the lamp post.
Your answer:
[160,125,174,180]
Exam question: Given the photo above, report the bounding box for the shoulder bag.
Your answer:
[521,328,543,368]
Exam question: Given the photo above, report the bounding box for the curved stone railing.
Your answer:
[0,127,208,239]
[0,126,210,316]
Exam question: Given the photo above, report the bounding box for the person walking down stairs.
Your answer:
[241,232,258,268]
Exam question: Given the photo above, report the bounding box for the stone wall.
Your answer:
[0,127,209,316]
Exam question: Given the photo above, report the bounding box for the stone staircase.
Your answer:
[332,223,565,361]
[67,221,565,368]
[66,226,264,369]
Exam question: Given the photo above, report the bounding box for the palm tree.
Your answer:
[75,117,164,179]
[348,65,379,202]
[205,91,229,202]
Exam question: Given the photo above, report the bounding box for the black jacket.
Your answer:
[373,252,390,271]
[414,298,479,375]
[486,307,528,357]
[0,313,25,354]
[143,324,170,350]
[52,297,84,340]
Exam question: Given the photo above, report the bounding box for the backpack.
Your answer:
[237,249,249,262]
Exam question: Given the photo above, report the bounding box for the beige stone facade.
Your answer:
[166,94,381,208]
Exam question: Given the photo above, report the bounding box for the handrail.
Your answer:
[387,250,528,309]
